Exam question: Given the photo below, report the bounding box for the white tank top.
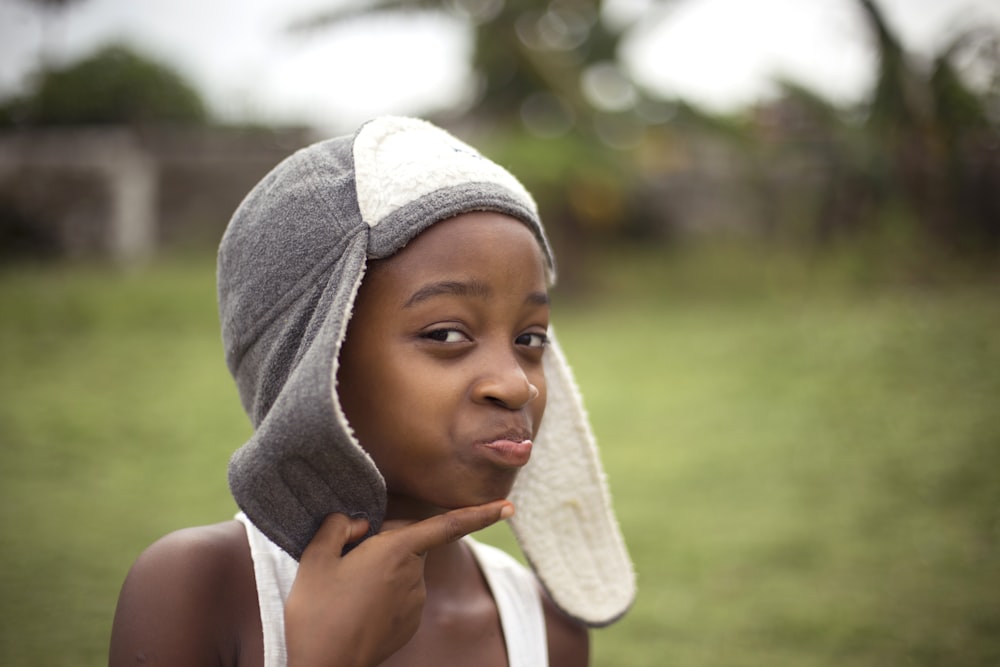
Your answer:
[236,513,549,667]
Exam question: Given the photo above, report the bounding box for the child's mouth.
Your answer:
[478,438,533,467]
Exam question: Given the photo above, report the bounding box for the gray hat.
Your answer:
[218,116,635,626]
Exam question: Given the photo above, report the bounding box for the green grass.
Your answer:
[1,248,999,666]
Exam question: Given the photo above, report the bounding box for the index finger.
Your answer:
[402,500,514,554]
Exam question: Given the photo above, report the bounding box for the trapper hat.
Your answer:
[218,116,635,626]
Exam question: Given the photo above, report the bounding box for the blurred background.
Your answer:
[1,0,998,665]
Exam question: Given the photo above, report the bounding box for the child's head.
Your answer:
[218,117,634,625]
[337,211,550,517]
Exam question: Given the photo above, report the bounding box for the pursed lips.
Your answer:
[475,428,533,447]
[475,428,534,467]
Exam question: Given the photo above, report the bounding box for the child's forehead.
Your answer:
[359,213,549,304]
[375,212,547,270]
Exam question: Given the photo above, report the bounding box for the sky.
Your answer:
[1,0,998,133]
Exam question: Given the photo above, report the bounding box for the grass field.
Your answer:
[1,247,999,666]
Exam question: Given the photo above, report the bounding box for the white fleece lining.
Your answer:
[329,256,382,486]
[353,117,537,228]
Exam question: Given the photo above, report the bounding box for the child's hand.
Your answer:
[284,500,514,667]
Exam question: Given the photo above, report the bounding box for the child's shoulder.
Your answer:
[110,521,262,667]
[131,520,253,588]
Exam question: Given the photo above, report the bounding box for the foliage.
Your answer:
[858,0,999,254]
[0,43,209,127]
[727,0,1000,260]
[288,0,1000,261]
[288,0,674,131]
[1,252,999,665]
[287,0,680,249]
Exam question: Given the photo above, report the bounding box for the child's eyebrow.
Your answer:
[525,291,550,307]
[403,280,549,308]
[404,280,491,308]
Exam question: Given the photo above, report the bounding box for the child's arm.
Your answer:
[284,500,513,667]
[109,521,257,667]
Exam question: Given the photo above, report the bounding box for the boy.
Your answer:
[109,117,634,666]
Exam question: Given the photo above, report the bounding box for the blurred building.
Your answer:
[0,126,313,263]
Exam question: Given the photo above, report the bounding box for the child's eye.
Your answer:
[516,332,549,349]
[422,328,470,344]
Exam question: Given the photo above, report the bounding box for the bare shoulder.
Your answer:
[109,520,262,667]
[540,587,590,667]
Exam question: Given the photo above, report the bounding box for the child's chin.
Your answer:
[439,488,513,512]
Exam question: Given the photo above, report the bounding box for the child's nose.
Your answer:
[472,350,540,410]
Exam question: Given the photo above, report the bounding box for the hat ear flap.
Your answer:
[508,329,636,626]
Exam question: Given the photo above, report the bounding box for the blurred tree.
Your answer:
[924,30,1000,253]
[0,43,209,126]
[747,0,1000,259]
[288,0,676,133]
[291,0,1000,263]
[856,0,999,255]
[288,0,681,285]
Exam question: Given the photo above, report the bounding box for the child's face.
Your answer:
[337,212,550,518]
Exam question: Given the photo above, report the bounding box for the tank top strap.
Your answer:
[466,537,549,667]
[236,512,297,667]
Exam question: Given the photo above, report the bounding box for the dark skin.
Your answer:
[109,213,589,666]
